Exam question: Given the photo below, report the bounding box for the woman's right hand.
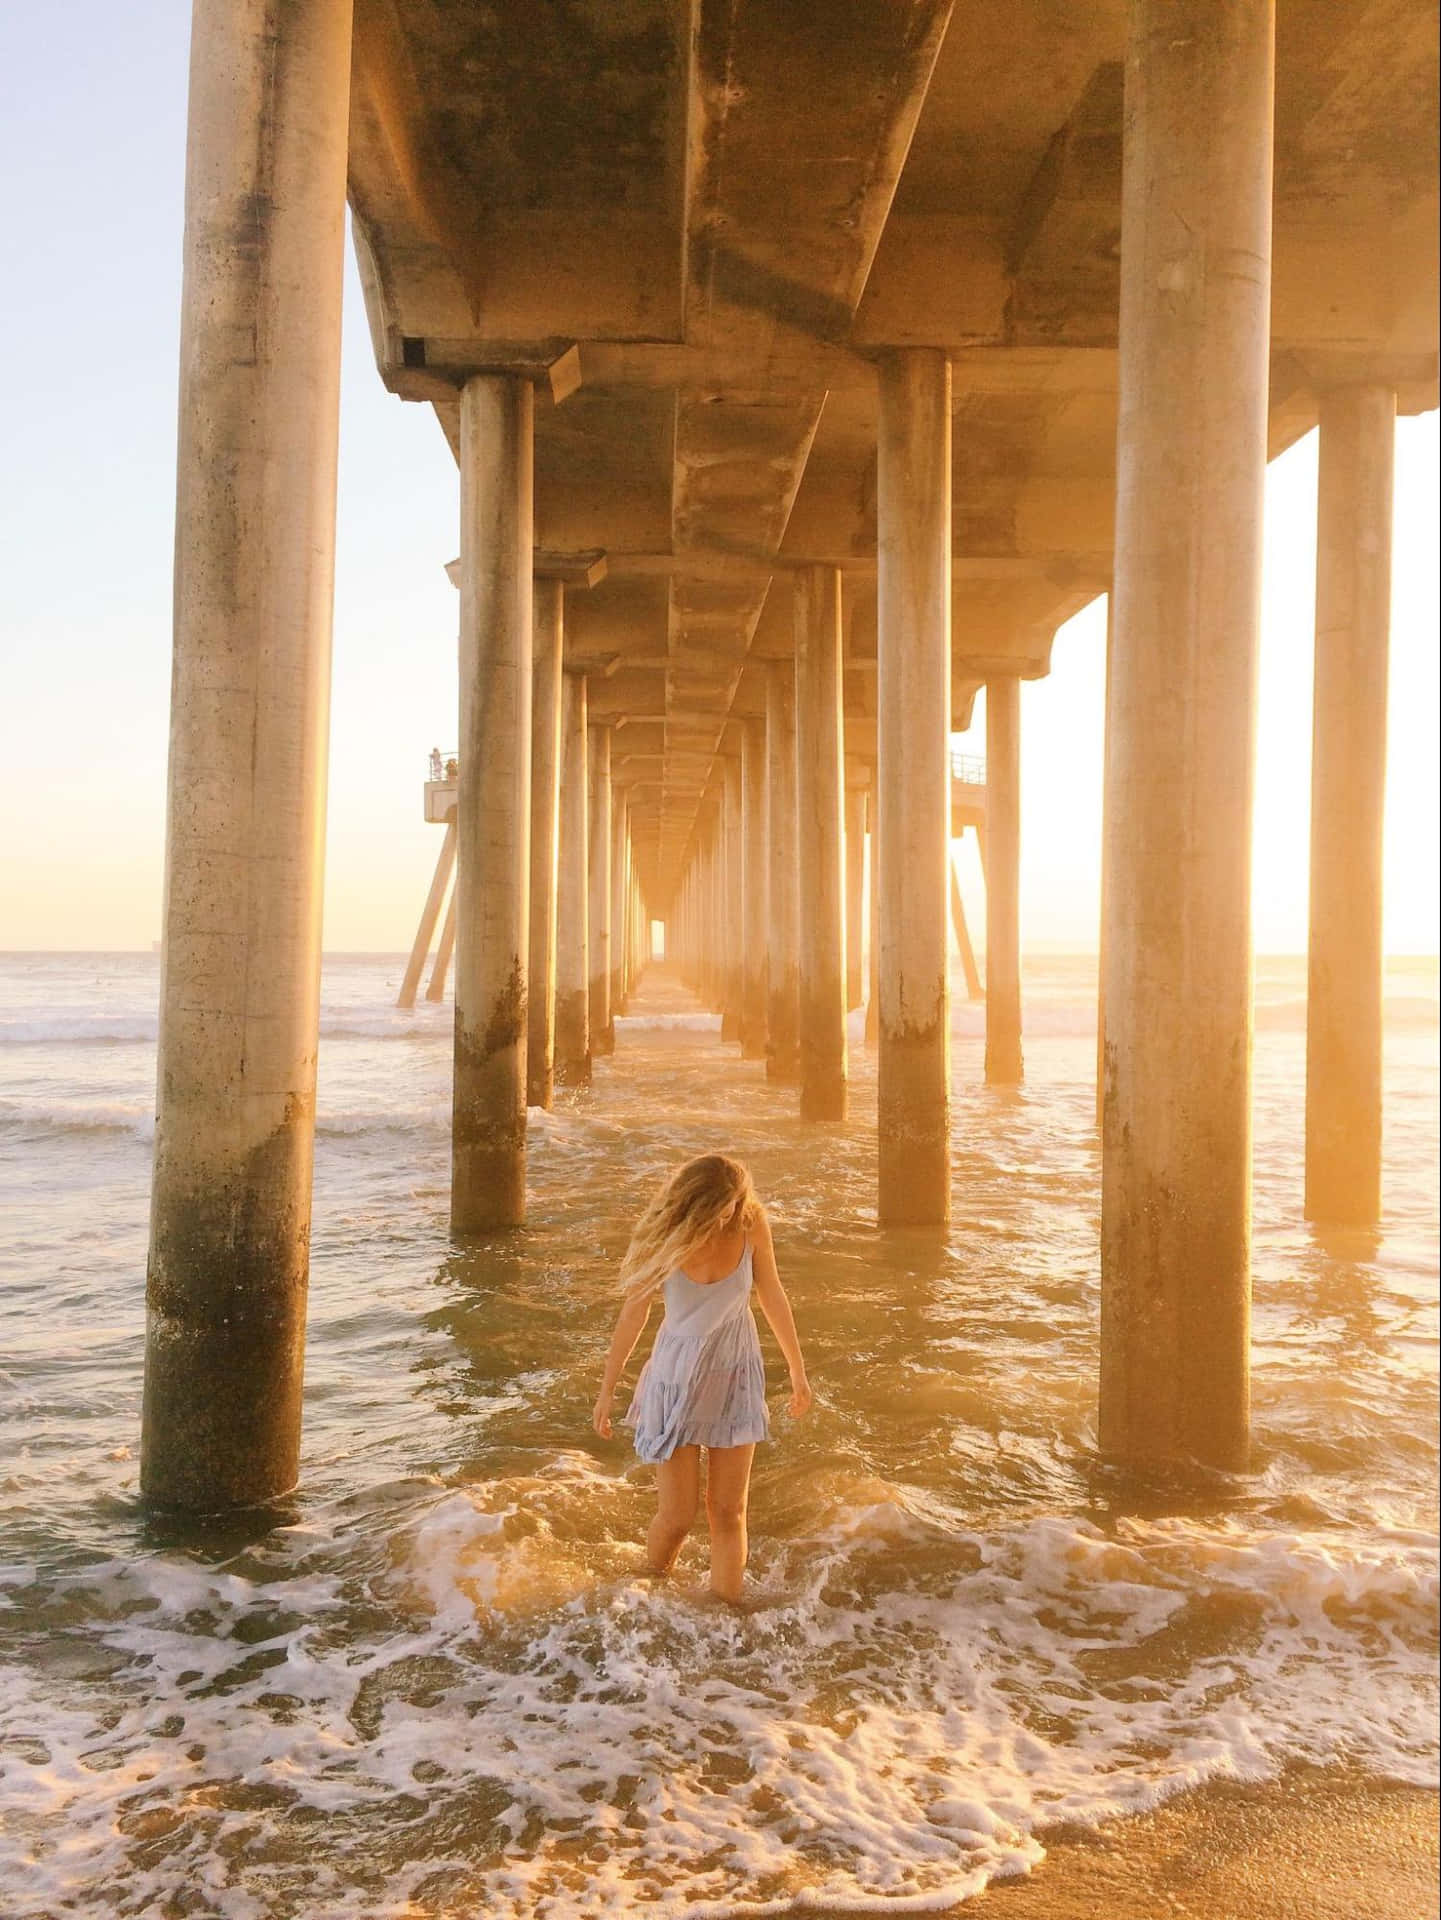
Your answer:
[592,1388,614,1439]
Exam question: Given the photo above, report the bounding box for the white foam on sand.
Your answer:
[2,1482,1434,1920]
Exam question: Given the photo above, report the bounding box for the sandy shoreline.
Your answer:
[808,1772,1438,1920]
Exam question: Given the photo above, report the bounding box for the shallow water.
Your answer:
[0,952,1436,1917]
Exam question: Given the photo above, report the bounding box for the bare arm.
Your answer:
[592,1291,653,1437]
[751,1209,812,1418]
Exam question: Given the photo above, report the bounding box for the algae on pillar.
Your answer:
[876,350,952,1223]
[555,673,591,1086]
[1305,385,1395,1228]
[984,675,1023,1086]
[794,565,848,1120]
[1100,0,1275,1472]
[141,0,352,1511]
[764,664,800,1082]
[452,375,533,1231]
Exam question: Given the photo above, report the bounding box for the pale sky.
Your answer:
[1,3,1436,956]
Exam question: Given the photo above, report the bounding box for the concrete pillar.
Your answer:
[399,820,457,1009]
[865,778,879,1047]
[555,673,591,1086]
[1100,0,1274,1472]
[845,787,865,1012]
[765,663,800,1081]
[950,856,984,1002]
[984,675,1023,1085]
[876,349,952,1223]
[588,723,613,1056]
[1306,385,1395,1227]
[452,375,533,1232]
[425,888,457,1003]
[740,720,768,1059]
[794,565,848,1120]
[610,790,629,1023]
[527,579,564,1108]
[141,0,352,1511]
[721,758,745,1042]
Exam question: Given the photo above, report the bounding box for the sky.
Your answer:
[1,3,1436,956]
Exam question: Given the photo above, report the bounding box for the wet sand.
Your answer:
[821,1773,1438,1920]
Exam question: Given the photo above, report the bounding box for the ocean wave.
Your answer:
[2,1490,1433,1920]
[0,1014,158,1046]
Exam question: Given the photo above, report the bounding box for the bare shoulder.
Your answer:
[750,1202,775,1247]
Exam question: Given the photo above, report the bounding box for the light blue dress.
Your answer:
[625,1240,771,1464]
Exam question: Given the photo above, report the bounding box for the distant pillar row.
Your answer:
[1100,0,1275,1474]
[1305,384,1395,1229]
[141,0,354,1511]
[611,791,630,1022]
[984,674,1023,1086]
[765,663,801,1081]
[721,758,745,1043]
[555,673,591,1086]
[876,348,952,1224]
[794,565,848,1120]
[844,786,865,1014]
[740,720,768,1058]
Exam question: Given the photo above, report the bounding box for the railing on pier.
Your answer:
[950,750,986,787]
[427,749,459,783]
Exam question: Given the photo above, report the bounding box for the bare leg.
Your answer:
[647,1445,700,1575]
[704,1443,756,1602]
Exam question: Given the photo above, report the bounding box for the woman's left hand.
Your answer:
[592,1389,614,1439]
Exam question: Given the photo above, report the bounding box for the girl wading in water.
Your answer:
[593,1154,812,1602]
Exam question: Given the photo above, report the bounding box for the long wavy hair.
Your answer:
[618,1153,758,1302]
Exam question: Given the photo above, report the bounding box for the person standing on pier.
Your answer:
[593,1154,812,1602]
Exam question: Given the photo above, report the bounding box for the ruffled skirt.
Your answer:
[625,1306,770,1464]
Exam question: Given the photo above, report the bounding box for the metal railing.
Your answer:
[427,749,459,782]
[951,750,986,786]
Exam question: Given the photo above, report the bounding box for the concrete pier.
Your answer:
[610,792,629,1022]
[399,821,456,1010]
[425,890,457,1004]
[588,724,614,1056]
[141,0,352,1511]
[527,579,564,1109]
[876,350,952,1223]
[721,758,744,1043]
[865,779,879,1049]
[765,664,800,1081]
[1100,0,1275,1472]
[1305,385,1396,1227]
[555,673,591,1087]
[845,788,865,1013]
[740,721,768,1060]
[452,375,533,1231]
[984,675,1023,1085]
[794,566,848,1119]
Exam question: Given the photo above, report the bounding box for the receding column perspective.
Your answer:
[876,349,952,1223]
[610,791,629,1023]
[721,757,744,1044]
[527,579,565,1109]
[740,720,768,1060]
[141,0,353,1511]
[1306,385,1396,1227]
[845,787,865,1013]
[1100,0,1275,1472]
[984,675,1023,1085]
[794,566,848,1120]
[764,664,800,1082]
[452,375,534,1231]
[555,673,591,1087]
[588,723,614,1057]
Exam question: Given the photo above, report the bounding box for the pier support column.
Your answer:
[611,791,629,1023]
[765,663,800,1081]
[527,580,564,1108]
[721,758,745,1043]
[555,673,591,1086]
[1100,0,1274,1472]
[865,776,879,1047]
[588,724,613,1057]
[425,889,457,1004]
[1305,385,1395,1227]
[452,375,533,1231]
[877,349,952,1223]
[141,0,353,1510]
[795,565,848,1119]
[845,787,865,1013]
[399,820,457,1010]
[740,720,768,1058]
[984,675,1023,1085]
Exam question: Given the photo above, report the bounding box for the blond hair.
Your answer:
[618,1153,758,1302]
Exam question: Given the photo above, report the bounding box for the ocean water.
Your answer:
[0,951,1436,1918]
